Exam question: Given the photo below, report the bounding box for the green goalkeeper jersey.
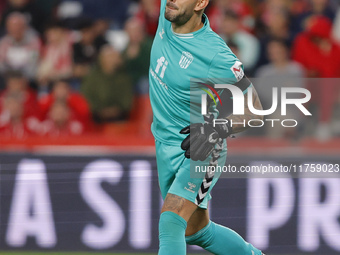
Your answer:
[149,0,245,146]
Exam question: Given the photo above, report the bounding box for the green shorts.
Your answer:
[155,139,227,209]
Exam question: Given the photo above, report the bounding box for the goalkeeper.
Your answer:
[149,0,265,254]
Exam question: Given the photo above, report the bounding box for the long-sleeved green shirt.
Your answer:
[81,65,133,116]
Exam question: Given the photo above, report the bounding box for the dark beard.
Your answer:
[164,8,193,26]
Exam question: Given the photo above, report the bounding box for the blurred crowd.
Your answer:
[0,0,339,141]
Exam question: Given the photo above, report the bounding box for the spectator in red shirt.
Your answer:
[0,93,39,138]
[37,21,73,93]
[293,0,336,34]
[292,15,340,78]
[39,79,91,127]
[292,15,340,139]
[0,71,40,119]
[207,0,255,33]
[40,100,84,137]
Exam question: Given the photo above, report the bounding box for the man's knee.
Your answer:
[161,193,197,221]
[186,207,209,236]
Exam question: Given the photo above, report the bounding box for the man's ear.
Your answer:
[194,0,209,12]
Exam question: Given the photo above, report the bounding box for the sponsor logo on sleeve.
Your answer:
[231,61,244,82]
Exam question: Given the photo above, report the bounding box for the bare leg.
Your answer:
[161,193,198,221]
[186,207,209,236]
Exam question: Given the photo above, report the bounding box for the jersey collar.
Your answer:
[170,14,209,39]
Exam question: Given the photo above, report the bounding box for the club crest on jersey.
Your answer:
[179,51,194,69]
[231,60,244,82]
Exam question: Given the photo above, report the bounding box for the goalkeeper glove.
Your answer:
[180,119,232,161]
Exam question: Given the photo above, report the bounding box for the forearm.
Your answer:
[227,86,264,134]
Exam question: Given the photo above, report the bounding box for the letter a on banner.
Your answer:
[6,159,56,247]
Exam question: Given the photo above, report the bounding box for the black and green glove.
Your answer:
[180,119,232,161]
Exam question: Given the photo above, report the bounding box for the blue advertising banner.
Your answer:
[0,153,339,254]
